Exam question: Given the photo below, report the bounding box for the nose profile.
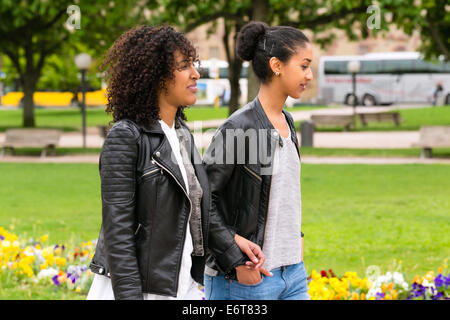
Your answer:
[192,65,200,80]
[306,68,313,81]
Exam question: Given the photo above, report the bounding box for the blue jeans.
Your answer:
[204,261,310,300]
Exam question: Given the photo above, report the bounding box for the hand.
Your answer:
[235,265,263,285]
[234,234,272,277]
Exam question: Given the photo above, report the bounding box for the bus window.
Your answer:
[198,67,210,79]
[324,61,348,74]
[219,67,228,79]
[414,60,433,73]
[240,67,248,78]
[436,61,450,73]
[217,66,249,79]
[381,59,415,74]
[360,60,381,74]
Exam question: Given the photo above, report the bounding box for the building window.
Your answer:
[358,44,370,55]
[209,46,220,59]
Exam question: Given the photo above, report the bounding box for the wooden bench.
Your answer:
[358,112,401,127]
[412,126,450,158]
[1,129,62,158]
[310,114,355,131]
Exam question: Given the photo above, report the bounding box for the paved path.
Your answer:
[0,130,421,150]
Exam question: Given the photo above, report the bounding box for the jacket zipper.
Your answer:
[134,223,142,235]
[151,156,192,293]
[243,165,262,182]
[260,177,272,250]
[141,168,160,178]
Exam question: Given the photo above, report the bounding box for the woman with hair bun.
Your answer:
[86,25,266,300]
[203,21,313,300]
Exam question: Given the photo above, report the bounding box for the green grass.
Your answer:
[0,105,326,132]
[0,108,113,132]
[0,163,101,245]
[301,164,450,282]
[299,147,450,158]
[4,147,102,156]
[295,106,450,131]
[1,105,448,133]
[0,163,449,299]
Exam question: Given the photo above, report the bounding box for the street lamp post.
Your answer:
[74,53,92,149]
[347,60,361,127]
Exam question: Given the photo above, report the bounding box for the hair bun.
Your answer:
[236,21,269,61]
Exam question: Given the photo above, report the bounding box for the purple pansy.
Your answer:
[52,275,60,286]
[376,292,385,300]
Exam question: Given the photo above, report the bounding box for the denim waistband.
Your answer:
[268,261,304,274]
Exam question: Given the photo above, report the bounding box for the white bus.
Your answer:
[195,59,249,106]
[318,52,450,106]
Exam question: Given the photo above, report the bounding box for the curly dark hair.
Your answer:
[100,25,199,127]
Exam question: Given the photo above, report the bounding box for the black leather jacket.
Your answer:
[89,118,246,299]
[203,97,302,279]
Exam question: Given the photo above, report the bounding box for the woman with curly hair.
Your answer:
[86,25,268,300]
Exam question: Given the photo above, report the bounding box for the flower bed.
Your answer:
[0,227,95,295]
[307,265,449,300]
[1,227,448,300]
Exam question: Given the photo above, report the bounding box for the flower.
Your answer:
[408,267,449,300]
[37,268,59,279]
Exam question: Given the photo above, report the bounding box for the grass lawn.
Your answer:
[299,147,450,158]
[295,106,450,131]
[0,162,449,299]
[0,105,326,132]
[301,164,450,282]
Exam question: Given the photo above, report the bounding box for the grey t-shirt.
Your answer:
[262,127,302,272]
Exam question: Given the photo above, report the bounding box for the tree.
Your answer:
[149,0,449,116]
[151,0,250,115]
[0,0,147,127]
[150,0,377,113]
[382,0,449,61]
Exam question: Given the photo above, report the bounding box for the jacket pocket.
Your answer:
[139,165,162,184]
[242,165,262,183]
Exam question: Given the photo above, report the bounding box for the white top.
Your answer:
[262,127,303,271]
[86,119,200,300]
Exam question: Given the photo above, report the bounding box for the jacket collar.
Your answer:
[138,119,164,134]
[138,117,186,134]
[252,96,296,148]
[140,118,189,193]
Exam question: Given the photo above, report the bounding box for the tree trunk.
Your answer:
[223,19,243,116]
[247,0,269,102]
[22,75,37,127]
[228,57,243,116]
